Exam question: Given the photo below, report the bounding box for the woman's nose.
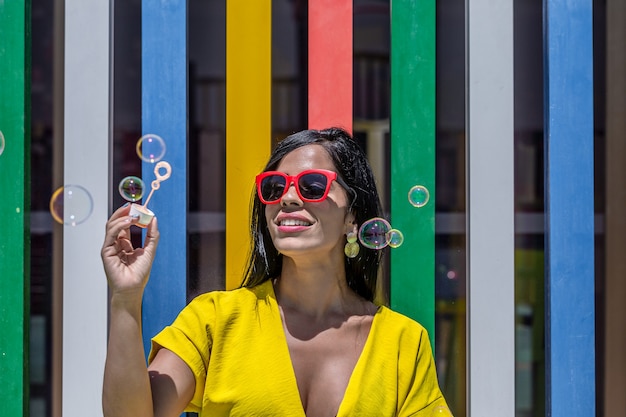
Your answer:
[280,182,303,206]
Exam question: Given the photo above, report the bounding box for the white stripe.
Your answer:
[63,1,111,416]
[466,0,515,415]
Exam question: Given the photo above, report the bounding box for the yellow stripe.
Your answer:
[226,0,272,289]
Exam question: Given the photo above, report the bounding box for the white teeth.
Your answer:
[280,219,311,227]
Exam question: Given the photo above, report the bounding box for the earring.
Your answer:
[344,231,360,258]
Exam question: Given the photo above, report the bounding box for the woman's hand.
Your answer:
[101,204,160,298]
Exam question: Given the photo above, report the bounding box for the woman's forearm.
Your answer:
[103,293,154,417]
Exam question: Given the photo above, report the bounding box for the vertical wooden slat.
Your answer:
[52,2,65,415]
[466,0,515,416]
[544,1,596,416]
[0,1,30,416]
[308,0,352,132]
[141,0,188,357]
[63,1,111,415]
[390,0,436,342]
[225,0,272,290]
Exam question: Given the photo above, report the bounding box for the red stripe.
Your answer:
[308,0,352,133]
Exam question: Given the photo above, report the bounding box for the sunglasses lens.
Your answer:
[298,172,329,200]
[260,175,287,202]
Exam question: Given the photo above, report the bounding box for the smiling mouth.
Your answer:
[279,219,312,227]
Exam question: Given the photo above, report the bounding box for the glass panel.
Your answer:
[513,1,545,415]
[188,0,227,295]
[435,2,467,415]
[112,0,142,252]
[30,0,57,415]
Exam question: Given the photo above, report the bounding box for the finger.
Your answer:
[143,216,160,255]
[117,236,134,254]
[102,215,137,252]
[104,204,133,238]
[110,203,132,220]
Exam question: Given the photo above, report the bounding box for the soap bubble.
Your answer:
[118,176,144,202]
[386,228,404,248]
[136,133,166,163]
[408,185,430,207]
[49,185,94,226]
[0,130,5,156]
[358,217,392,249]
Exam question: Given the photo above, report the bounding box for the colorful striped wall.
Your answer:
[544,0,595,415]
[0,2,30,416]
[140,0,188,359]
[466,0,515,415]
[308,0,353,131]
[0,1,597,416]
[390,0,436,346]
[225,0,272,290]
[62,1,111,415]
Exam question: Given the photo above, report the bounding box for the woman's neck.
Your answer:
[274,256,373,321]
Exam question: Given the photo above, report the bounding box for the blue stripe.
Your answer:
[544,1,595,415]
[141,0,187,358]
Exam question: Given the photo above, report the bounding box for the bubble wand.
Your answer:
[130,160,172,228]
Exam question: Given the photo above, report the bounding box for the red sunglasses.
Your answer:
[255,169,349,204]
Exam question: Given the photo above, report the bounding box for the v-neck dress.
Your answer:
[149,280,452,416]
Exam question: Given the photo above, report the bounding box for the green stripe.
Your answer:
[0,1,31,415]
[390,0,436,346]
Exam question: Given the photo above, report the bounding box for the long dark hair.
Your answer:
[241,127,384,302]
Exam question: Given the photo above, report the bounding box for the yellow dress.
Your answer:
[149,280,452,416]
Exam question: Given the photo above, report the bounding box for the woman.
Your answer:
[101,127,452,416]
